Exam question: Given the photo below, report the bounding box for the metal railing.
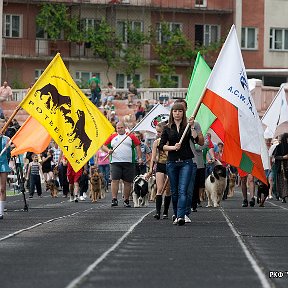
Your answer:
[12,88,187,102]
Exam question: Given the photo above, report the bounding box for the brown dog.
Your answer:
[90,171,102,203]
[227,173,236,198]
[46,179,59,198]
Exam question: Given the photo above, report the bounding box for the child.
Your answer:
[65,156,83,202]
[26,153,44,198]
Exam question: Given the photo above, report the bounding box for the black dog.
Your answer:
[256,179,270,207]
[132,175,149,207]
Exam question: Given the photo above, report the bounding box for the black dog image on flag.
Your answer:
[35,83,72,114]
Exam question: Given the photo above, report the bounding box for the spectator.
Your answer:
[127,83,138,105]
[135,101,145,121]
[0,81,13,102]
[88,74,101,107]
[102,82,116,104]
[102,121,143,208]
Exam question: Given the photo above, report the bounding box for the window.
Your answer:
[270,28,288,50]
[195,0,207,7]
[155,75,181,88]
[4,14,22,38]
[241,27,257,49]
[75,72,100,88]
[81,18,100,31]
[35,69,45,81]
[116,21,143,43]
[156,22,182,44]
[195,24,220,46]
[116,74,141,89]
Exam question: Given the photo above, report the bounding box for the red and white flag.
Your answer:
[201,25,268,183]
[262,84,288,138]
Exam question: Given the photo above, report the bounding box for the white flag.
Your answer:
[133,103,170,133]
[262,84,288,137]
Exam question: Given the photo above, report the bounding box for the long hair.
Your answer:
[168,103,187,128]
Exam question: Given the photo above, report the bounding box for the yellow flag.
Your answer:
[20,53,114,172]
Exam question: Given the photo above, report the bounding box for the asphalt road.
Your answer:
[1,187,288,288]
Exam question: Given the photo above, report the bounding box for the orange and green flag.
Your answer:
[19,53,114,172]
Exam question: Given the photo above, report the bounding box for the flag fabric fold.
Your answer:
[200,25,268,183]
[186,52,216,135]
[133,103,170,133]
[19,53,115,172]
[261,84,288,137]
[11,116,51,156]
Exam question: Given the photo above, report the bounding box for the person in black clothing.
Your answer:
[158,102,200,226]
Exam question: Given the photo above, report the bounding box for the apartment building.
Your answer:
[1,0,288,90]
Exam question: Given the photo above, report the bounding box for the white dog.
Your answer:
[205,164,227,208]
[132,174,149,208]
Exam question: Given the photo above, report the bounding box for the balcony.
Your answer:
[2,38,151,61]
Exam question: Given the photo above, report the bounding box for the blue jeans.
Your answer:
[186,162,197,215]
[98,164,110,189]
[167,159,193,219]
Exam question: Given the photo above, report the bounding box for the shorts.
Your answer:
[67,168,83,184]
[156,163,167,174]
[110,162,135,183]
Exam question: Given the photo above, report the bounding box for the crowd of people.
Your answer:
[0,79,287,224]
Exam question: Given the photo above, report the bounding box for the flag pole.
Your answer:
[103,103,162,160]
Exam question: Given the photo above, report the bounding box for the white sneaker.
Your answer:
[83,192,87,199]
[69,196,74,202]
[184,215,191,223]
[79,196,85,201]
[74,196,79,203]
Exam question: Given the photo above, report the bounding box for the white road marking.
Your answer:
[220,208,272,288]
[0,207,97,242]
[65,209,154,288]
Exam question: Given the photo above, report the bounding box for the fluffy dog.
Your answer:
[256,179,270,207]
[99,172,107,199]
[46,179,59,198]
[132,174,149,207]
[90,171,102,203]
[227,173,237,197]
[205,164,227,207]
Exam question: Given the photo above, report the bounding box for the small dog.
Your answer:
[148,175,157,202]
[205,164,227,208]
[256,179,270,207]
[227,173,237,197]
[132,174,149,207]
[46,179,59,198]
[90,171,102,203]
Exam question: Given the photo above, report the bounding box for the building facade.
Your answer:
[1,0,288,90]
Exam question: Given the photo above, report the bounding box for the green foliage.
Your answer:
[87,19,122,80]
[123,23,150,84]
[36,3,69,41]
[152,22,188,88]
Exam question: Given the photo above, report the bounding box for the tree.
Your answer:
[152,22,188,88]
[122,23,150,86]
[87,19,122,82]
